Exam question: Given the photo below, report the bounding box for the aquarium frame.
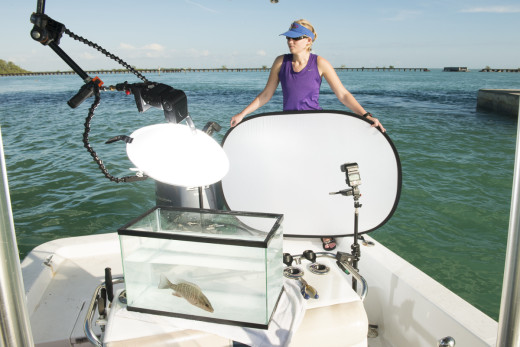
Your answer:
[118,206,284,248]
[126,286,285,330]
[118,205,285,329]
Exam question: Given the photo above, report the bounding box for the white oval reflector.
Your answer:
[127,123,229,187]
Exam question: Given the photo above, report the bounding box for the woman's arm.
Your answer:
[318,56,386,132]
[230,55,284,127]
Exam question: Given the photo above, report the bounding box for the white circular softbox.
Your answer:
[127,123,229,187]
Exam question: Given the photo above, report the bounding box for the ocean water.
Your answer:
[0,69,519,321]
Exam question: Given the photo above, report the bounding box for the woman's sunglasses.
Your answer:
[286,36,307,41]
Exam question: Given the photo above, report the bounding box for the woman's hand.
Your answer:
[230,56,283,128]
[367,115,386,133]
[230,113,245,127]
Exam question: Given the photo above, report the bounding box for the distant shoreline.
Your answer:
[2,67,518,77]
[1,66,430,76]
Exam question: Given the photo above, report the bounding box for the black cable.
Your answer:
[60,27,151,182]
[82,84,147,183]
[64,28,149,83]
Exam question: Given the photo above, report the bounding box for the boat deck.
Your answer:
[22,232,498,346]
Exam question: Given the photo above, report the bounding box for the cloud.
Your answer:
[119,43,136,50]
[186,48,210,57]
[79,52,99,60]
[460,6,520,13]
[385,10,422,21]
[118,43,166,57]
[143,44,165,52]
[119,43,165,51]
[145,51,164,58]
[257,50,267,56]
[184,0,218,13]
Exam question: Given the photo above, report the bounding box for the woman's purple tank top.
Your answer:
[278,53,322,111]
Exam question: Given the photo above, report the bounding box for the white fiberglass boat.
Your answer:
[4,110,518,347]
[4,1,518,344]
[20,232,497,346]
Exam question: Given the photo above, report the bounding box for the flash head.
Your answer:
[341,162,361,187]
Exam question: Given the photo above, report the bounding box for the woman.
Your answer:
[230,19,385,132]
[230,19,385,250]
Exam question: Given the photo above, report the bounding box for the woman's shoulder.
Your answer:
[316,55,336,76]
[316,55,333,68]
[273,54,289,67]
[270,55,286,75]
[315,54,328,63]
[276,54,292,61]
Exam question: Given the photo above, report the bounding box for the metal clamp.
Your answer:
[308,262,330,275]
[283,266,304,279]
[287,251,368,301]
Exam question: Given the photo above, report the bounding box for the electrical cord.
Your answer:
[68,28,151,183]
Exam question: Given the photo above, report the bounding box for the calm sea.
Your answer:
[0,69,519,321]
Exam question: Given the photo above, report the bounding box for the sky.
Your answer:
[2,0,520,72]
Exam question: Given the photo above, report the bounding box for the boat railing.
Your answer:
[84,276,124,347]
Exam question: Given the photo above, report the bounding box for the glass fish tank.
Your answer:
[117,206,284,329]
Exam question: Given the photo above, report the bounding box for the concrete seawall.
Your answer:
[477,89,520,117]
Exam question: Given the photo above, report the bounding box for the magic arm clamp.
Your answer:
[29,0,188,121]
[28,0,190,183]
[30,12,91,83]
[29,13,64,46]
[30,9,104,109]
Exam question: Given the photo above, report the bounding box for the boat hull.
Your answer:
[21,232,497,346]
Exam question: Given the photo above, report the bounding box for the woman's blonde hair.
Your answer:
[294,19,317,52]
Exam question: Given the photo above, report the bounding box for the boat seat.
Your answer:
[105,301,368,347]
[104,303,368,347]
[291,302,368,347]
[105,329,231,347]
[283,237,368,346]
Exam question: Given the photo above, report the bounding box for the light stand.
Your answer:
[330,163,362,291]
